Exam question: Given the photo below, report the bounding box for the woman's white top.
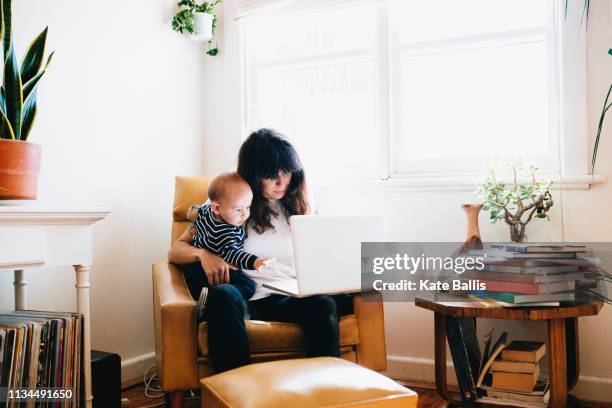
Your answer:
[243,200,296,300]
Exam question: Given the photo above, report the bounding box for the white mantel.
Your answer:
[0,206,110,226]
[0,205,110,408]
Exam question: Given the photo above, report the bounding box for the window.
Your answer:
[244,0,584,186]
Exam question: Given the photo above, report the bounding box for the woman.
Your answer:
[168,128,351,372]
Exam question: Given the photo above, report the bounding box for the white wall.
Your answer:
[3,0,612,399]
[0,0,207,380]
[201,0,612,402]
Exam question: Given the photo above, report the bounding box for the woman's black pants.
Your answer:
[181,262,353,373]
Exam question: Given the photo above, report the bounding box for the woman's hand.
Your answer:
[199,249,237,286]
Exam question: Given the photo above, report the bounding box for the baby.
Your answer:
[187,172,274,321]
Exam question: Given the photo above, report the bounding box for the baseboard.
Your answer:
[386,354,612,402]
[121,351,155,388]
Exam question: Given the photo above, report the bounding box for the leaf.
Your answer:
[20,26,48,85]
[0,86,5,114]
[1,0,11,61]
[0,103,15,140]
[20,88,36,141]
[4,42,22,140]
[22,51,53,101]
[592,82,612,173]
[580,0,590,29]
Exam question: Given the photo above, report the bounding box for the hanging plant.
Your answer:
[171,0,222,56]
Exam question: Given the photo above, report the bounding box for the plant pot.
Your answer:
[0,139,41,199]
[193,12,214,40]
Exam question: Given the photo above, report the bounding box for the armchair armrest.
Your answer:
[354,291,387,371]
[152,261,198,391]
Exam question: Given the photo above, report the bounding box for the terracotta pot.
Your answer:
[0,139,42,199]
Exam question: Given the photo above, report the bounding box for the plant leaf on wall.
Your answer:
[581,0,590,28]
[22,51,53,101]
[592,49,612,173]
[21,88,36,141]
[3,43,22,140]
[1,0,11,61]
[20,27,48,84]
[564,0,590,28]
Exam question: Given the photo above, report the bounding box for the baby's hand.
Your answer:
[253,257,276,273]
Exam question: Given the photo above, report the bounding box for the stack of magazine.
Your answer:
[464,243,597,306]
[0,311,83,408]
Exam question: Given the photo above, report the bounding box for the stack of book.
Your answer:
[0,310,83,408]
[465,243,596,306]
[480,340,550,406]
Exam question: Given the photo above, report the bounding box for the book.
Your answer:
[491,359,539,374]
[445,316,478,401]
[478,279,576,295]
[467,294,560,308]
[482,264,581,274]
[481,291,575,304]
[462,270,585,284]
[480,380,549,396]
[476,331,508,387]
[491,244,586,253]
[492,368,540,392]
[478,396,547,407]
[469,249,577,259]
[480,256,602,268]
[486,389,550,404]
[502,341,546,363]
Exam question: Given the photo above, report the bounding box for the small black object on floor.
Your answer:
[91,350,121,408]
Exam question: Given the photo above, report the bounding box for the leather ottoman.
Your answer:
[200,357,418,408]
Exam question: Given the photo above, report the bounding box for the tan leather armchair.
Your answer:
[153,176,387,407]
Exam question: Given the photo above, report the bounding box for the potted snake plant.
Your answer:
[0,0,54,199]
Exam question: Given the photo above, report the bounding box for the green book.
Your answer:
[483,291,575,304]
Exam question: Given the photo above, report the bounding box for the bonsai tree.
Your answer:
[171,0,222,56]
[477,161,553,242]
[0,0,54,141]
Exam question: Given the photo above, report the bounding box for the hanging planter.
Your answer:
[193,12,214,40]
[171,0,221,56]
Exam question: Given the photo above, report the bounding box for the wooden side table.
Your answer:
[415,297,603,408]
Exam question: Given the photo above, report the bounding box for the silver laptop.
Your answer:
[262,214,386,297]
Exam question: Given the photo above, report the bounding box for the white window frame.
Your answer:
[240,0,604,191]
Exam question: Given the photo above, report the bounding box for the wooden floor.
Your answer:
[121,381,612,408]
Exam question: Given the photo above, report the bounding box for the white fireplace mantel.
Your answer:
[0,205,111,408]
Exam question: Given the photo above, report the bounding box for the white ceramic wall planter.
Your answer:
[192,12,214,41]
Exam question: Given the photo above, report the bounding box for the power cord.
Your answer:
[144,364,164,398]
[140,364,201,407]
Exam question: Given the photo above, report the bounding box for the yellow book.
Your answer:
[492,366,540,392]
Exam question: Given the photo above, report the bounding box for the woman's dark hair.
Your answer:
[238,128,309,233]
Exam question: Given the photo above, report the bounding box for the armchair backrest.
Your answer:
[172,176,210,244]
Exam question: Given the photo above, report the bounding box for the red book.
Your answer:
[480,279,575,295]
